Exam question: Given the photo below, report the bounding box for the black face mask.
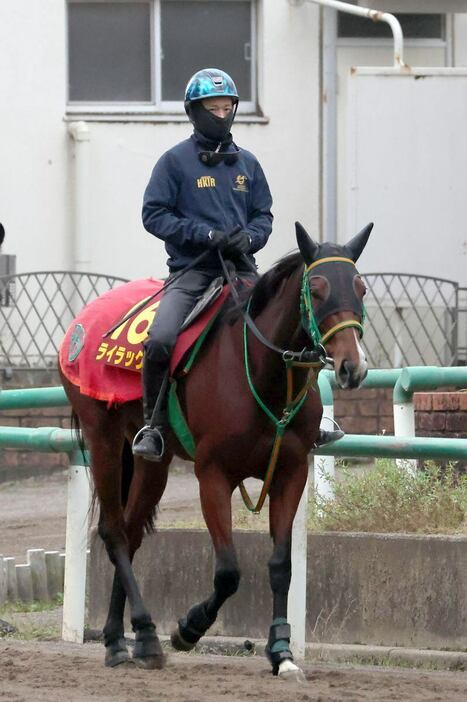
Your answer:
[187,101,237,144]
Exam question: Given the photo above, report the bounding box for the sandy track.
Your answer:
[0,470,208,561]
[1,639,466,702]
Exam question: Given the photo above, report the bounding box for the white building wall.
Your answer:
[2,3,467,282]
[0,1,70,271]
[1,1,321,280]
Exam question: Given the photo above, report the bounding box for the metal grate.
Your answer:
[0,270,464,370]
[362,273,460,368]
[0,271,129,369]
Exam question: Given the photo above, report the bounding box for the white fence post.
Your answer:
[393,377,417,472]
[315,373,335,498]
[288,467,309,660]
[62,452,90,643]
[314,402,336,499]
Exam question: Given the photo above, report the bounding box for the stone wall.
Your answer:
[88,530,467,650]
[414,392,466,439]
[334,388,394,436]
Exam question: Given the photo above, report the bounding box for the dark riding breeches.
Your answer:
[144,268,223,364]
[141,268,223,420]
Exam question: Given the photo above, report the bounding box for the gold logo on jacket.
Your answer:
[233,174,248,193]
[197,175,216,188]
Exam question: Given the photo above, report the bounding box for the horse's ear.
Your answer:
[295,222,319,264]
[345,222,374,262]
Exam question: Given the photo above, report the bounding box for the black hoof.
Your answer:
[105,638,130,668]
[170,627,196,652]
[132,625,165,668]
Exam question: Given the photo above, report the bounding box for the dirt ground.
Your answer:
[0,468,213,561]
[1,471,467,701]
[0,638,466,702]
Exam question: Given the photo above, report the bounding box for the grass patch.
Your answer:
[4,625,61,641]
[0,594,63,616]
[309,459,467,534]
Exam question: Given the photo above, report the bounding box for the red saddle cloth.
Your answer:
[59,278,229,405]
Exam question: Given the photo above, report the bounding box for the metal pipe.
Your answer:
[394,366,467,404]
[68,121,91,270]
[1,426,465,461]
[0,386,68,410]
[322,367,403,389]
[0,426,81,454]
[292,0,406,69]
[315,434,467,460]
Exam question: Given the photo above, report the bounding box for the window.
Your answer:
[67,0,256,112]
[338,13,445,41]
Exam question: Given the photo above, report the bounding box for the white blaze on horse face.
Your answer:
[354,328,368,380]
[335,328,368,389]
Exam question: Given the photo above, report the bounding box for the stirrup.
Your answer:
[132,424,165,462]
[313,427,344,449]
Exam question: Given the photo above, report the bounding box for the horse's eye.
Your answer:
[354,275,367,297]
[309,276,330,301]
[310,287,320,299]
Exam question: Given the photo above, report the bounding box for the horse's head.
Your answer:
[296,221,373,389]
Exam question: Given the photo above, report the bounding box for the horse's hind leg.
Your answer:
[83,408,161,669]
[122,452,170,667]
[171,465,240,651]
[266,460,308,681]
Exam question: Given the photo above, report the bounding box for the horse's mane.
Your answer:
[222,250,302,323]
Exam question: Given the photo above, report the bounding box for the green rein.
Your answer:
[238,260,364,513]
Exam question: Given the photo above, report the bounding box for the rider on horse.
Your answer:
[132,68,343,461]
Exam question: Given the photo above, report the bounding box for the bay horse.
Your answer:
[59,222,372,680]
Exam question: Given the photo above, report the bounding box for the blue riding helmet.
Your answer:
[184,68,239,108]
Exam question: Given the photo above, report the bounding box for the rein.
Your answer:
[218,252,365,514]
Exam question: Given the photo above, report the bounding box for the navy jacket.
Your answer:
[142,133,273,271]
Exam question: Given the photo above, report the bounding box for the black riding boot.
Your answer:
[132,361,169,462]
[314,428,344,449]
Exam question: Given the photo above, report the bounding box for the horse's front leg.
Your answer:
[171,465,240,651]
[267,458,308,681]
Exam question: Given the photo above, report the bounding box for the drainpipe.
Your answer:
[68,122,91,270]
[290,0,406,68]
[289,0,406,243]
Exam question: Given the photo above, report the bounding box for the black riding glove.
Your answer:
[223,230,252,258]
[207,229,229,251]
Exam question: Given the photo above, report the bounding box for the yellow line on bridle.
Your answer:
[305,256,356,272]
[320,320,363,345]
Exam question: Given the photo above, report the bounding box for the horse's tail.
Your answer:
[70,409,99,520]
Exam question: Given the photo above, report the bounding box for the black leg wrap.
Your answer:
[265,620,293,676]
[104,637,129,667]
[179,602,217,645]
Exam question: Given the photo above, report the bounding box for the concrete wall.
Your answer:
[88,529,467,649]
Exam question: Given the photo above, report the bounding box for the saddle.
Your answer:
[59,277,230,405]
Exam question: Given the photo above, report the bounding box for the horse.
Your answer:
[58,221,373,680]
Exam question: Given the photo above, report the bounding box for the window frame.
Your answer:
[336,12,449,49]
[66,0,258,116]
